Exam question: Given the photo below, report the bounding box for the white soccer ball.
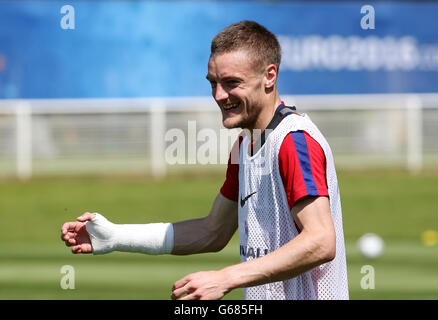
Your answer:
[357,233,384,259]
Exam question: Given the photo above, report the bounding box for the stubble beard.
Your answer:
[222,108,260,131]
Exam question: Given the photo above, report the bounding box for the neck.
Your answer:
[248,93,282,141]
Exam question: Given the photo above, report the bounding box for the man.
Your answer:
[61,20,349,300]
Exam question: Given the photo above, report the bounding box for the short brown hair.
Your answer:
[210,20,282,73]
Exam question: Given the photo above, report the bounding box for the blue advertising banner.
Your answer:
[0,1,437,98]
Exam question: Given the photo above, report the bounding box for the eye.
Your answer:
[226,80,240,87]
[209,80,217,88]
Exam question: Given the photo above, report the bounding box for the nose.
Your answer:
[213,83,229,102]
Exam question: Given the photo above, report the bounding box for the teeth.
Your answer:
[223,103,239,110]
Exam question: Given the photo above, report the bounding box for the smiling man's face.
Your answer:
[207,50,267,130]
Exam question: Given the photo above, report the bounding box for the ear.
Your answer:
[264,64,277,89]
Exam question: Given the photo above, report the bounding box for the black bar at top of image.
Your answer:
[3,0,438,3]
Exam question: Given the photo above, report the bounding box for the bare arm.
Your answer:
[171,196,336,300]
[61,192,237,255]
[223,196,335,288]
[172,192,238,255]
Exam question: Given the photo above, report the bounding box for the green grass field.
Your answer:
[0,169,437,300]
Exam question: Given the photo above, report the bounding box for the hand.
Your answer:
[171,270,232,300]
[61,212,96,254]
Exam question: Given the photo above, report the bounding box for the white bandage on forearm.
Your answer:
[85,213,174,255]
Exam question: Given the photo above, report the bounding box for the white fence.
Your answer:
[0,94,437,180]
